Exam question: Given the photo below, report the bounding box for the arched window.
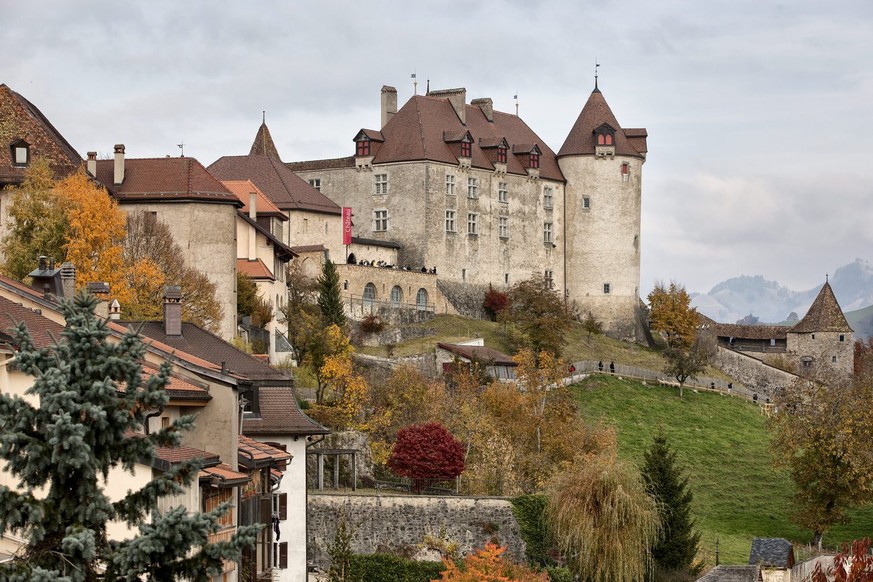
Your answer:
[597,134,605,146]
[390,286,403,308]
[416,288,429,311]
[605,134,613,145]
[363,282,377,306]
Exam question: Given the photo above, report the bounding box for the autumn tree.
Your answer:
[388,422,465,493]
[482,284,510,322]
[311,327,369,429]
[122,211,222,331]
[648,281,699,350]
[642,432,702,580]
[499,275,569,358]
[582,311,604,341]
[663,332,716,397]
[280,262,322,365]
[437,543,549,582]
[770,376,873,549]
[547,452,661,582]
[0,294,256,580]
[855,337,873,379]
[317,259,347,329]
[808,538,873,581]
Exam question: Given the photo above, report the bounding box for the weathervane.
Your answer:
[514,92,519,116]
[178,142,184,157]
[411,72,417,95]
[595,59,600,90]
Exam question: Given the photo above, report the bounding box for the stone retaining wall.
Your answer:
[714,346,799,399]
[307,493,525,568]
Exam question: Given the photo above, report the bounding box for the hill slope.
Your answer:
[572,375,873,565]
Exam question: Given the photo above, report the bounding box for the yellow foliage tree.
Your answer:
[435,543,549,582]
[307,325,368,430]
[647,281,699,349]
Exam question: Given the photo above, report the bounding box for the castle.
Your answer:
[287,81,647,338]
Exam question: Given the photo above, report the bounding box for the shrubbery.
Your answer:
[347,554,443,582]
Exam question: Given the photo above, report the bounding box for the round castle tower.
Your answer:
[557,84,647,339]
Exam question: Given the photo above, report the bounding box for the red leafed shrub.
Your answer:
[482,284,510,321]
[809,538,873,581]
[388,422,465,493]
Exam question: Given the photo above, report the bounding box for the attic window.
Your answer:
[597,134,614,146]
[460,140,471,158]
[530,153,539,169]
[356,139,371,157]
[497,146,507,164]
[10,140,29,167]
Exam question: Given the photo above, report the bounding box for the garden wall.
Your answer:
[307,493,525,569]
[714,347,799,399]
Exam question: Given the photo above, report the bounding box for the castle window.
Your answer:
[374,174,389,195]
[445,209,456,232]
[461,140,471,158]
[467,177,479,199]
[308,178,321,190]
[390,286,403,308]
[373,209,388,231]
[530,153,540,169]
[467,213,479,235]
[363,282,377,306]
[543,186,553,209]
[621,163,629,175]
[498,216,509,239]
[839,334,845,342]
[416,288,429,311]
[356,139,371,157]
[504,273,509,284]
[544,270,554,289]
[10,140,29,167]
[497,146,507,164]
[446,174,456,196]
[603,283,611,294]
[811,334,815,339]
[582,196,591,209]
[498,182,508,203]
[832,356,838,363]
[543,222,553,244]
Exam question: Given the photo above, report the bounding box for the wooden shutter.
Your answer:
[278,493,287,520]
[279,542,288,569]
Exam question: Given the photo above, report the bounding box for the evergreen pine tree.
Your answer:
[317,260,347,329]
[0,293,257,581]
[641,432,702,579]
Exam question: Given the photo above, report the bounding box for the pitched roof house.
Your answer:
[696,565,763,582]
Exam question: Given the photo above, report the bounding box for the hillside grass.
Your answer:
[572,374,873,566]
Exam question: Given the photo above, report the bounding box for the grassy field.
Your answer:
[572,374,873,566]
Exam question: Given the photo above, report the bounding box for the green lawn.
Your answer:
[572,374,873,566]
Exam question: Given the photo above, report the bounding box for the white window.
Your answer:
[416,288,429,311]
[363,282,377,306]
[14,146,29,166]
[543,186,553,209]
[467,213,479,235]
[308,178,321,190]
[544,270,554,288]
[467,177,479,199]
[582,196,591,209]
[374,174,389,195]
[498,216,509,239]
[543,222,553,244]
[373,209,388,231]
[498,182,508,203]
[390,286,403,308]
[446,174,456,196]
[445,209,456,232]
[603,283,611,294]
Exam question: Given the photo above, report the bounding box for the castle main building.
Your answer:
[289,82,647,338]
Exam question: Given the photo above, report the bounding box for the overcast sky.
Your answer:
[4,0,872,295]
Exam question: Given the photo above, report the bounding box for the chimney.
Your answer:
[59,262,76,299]
[87,151,97,177]
[248,192,258,260]
[429,88,467,125]
[86,282,110,318]
[113,144,125,185]
[108,298,121,320]
[163,286,182,336]
[471,98,493,123]
[381,85,397,129]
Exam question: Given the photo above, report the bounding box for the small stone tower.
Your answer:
[786,280,854,376]
[557,82,647,338]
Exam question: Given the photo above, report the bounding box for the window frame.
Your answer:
[529,153,539,169]
[498,216,509,239]
[582,196,591,209]
[543,221,553,244]
[460,140,471,158]
[445,209,457,233]
[374,174,389,195]
[308,178,321,190]
[467,212,479,235]
[467,177,479,199]
[603,283,611,294]
[498,182,508,203]
[373,208,388,232]
[497,146,507,164]
[356,139,371,157]
[543,186,554,209]
[446,174,456,196]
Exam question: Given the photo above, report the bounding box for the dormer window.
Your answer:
[530,153,539,169]
[10,140,29,167]
[597,134,614,146]
[356,139,371,157]
[497,146,507,164]
[461,140,471,158]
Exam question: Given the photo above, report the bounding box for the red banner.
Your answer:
[342,207,352,245]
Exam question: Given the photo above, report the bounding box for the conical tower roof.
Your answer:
[791,281,853,333]
[249,122,281,159]
[557,87,644,159]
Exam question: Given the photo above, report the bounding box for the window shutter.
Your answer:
[278,493,287,520]
[279,542,288,569]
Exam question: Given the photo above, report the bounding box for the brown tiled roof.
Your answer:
[94,157,241,206]
[137,361,211,402]
[0,295,65,349]
[238,434,292,468]
[209,154,342,215]
[108,321,223,372]
[249,122,281,159]
[120,321,291,382]
[289,244,326,254]
[357,129,384,142]
[558,88,646,159]
[351,236,401,249]
[0,84,82,186]
[711,323,790,341]
[237,258,273,280]
[437,343,516,366]
[791,281,853,333]
[237,212,296,261]
[200,463,251,486]
[696,565,762,582]
[286,156,356,172]
[222,179,286,218]
[153,445,221,467]
[244,386,329,436]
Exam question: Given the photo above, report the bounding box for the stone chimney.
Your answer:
[248,192,258,260]
[428,88,467,125]
[86,151,97,177]
[381,85,397,129]
[60,262,76,300]
[163,286,182,336]
[108,298,121,320]
[86,282,110,318]
[471,98,493,123]
[113,144,125,185]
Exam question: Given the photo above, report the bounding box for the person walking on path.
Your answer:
[598,361,604,372]
[609,361,615,374]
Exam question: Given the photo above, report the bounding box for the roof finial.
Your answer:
[177,141,184,157]
[594,59,600,91]
[426,78,430,95]
[411,72,417,95]
[826,273,829,283]
[262,110,266,124]
[514,92,519,116]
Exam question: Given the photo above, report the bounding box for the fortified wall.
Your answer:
[714,347,799,399]
[307,493,526,568]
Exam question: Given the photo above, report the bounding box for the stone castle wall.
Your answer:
[307,493,526,569]
[714,346,799,399]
